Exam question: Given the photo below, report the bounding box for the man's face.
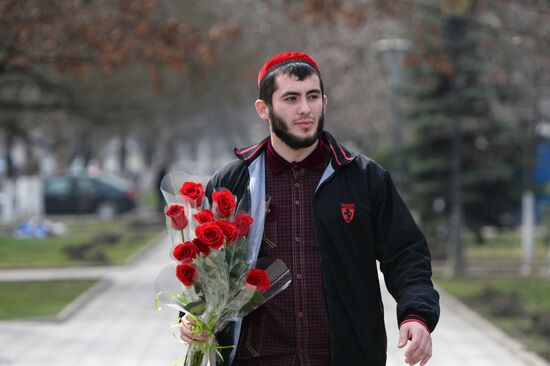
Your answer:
[267,73,326,150]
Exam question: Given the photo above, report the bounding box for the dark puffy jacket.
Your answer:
[207,131,439,366]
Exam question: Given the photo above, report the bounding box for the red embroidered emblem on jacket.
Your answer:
[340,203,356,223]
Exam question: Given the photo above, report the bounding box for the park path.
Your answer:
[0,234,548,366]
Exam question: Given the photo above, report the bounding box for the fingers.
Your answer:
[405,328,432,365]
[398,325,410,349]
[404,327,422,364]
[179,315,210,345]
[398,321,432,365]
[179,320,210,344]
[420,340,432,366]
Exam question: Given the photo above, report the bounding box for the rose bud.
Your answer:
[233,213,254,238]
[212,190,237,218]
[173,241,198,262]
[179,181,204,208]
[195,223,225,249]
[215,220,239,244]
[176,263,198,286]
[193,209,215,225]
[192,238,211,256]
[165,204,188,230]
[245,268,271,291]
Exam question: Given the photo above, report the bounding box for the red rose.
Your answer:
[193,209,215,225]
[176,263,198,286]
[233,213,254,238]
[179,181,204,208]
[212,190,237,218]
[195,223,225,249]
[173,241,198,262]
[245,268,270,291]
[192,238,211,256]
[165,204,188,230]
[215,220,239,243]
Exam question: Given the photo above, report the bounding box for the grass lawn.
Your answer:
[464,229,548,261]
[0,280,97,320]
[139,189,161,210]
[0,217,163,268]
[436,276,550,361]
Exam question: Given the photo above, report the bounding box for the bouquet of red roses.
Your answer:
[155,171,291,366]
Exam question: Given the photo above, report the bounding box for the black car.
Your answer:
[44,174,137,219]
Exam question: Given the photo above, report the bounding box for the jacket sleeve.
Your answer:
[372,170,440,332]
[206,159,250,203]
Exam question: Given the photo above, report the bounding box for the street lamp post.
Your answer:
[375,39,412,189]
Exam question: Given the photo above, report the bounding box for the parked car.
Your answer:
[44,174,137,220]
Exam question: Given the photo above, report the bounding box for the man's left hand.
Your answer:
[397,321,432,366]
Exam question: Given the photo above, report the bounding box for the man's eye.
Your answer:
[308,94,320,100]
[284,96,296,102]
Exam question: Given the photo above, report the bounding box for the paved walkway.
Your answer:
[0,235,548,366]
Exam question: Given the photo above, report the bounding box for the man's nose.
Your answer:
[298,98,312,115]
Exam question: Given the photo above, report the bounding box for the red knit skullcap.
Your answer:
[257,52,320,87]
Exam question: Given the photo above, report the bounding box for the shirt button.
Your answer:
[295,200,300,205]
[294,182,300,187]
[295,237,300,242]
[298,312,304,318]
[296,274,302,279]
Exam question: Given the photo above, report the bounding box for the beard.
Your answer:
[269,107,324,149]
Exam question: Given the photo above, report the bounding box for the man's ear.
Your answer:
[255,99,269,120]
[323,95,328,114]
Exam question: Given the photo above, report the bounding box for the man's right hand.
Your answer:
[179,314,211,345]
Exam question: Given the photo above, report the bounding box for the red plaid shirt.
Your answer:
[234,139,331,366]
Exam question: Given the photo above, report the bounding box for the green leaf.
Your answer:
[186,299,206,315]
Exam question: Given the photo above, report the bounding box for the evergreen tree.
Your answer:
[403,1,521,254]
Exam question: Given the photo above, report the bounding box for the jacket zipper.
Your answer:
[311,167,338,362]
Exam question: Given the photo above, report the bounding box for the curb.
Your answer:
[438,287,550,366]
[0,232,165,324]
[0,231,166,282]
[55,278,111,322]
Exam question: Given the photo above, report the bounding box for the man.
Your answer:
[180,51,440,366]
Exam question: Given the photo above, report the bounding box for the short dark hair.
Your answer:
[259,62,324,106]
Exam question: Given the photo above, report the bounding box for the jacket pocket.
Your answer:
[236,311,266,358]
[261,220,277,249]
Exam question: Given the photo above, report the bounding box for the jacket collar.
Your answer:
[321,131,356,169]
[234,137,270,164]
[234,131,356,169]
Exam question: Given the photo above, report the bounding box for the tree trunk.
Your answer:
[21,132,40,175]
[473,226,485,245]
[118,132,127,174]
[4,125,16,178]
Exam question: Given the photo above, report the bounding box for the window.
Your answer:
[45,178,72,196]
[77,177,99,196]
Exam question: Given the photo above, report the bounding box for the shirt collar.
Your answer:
[266,138,328,175]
